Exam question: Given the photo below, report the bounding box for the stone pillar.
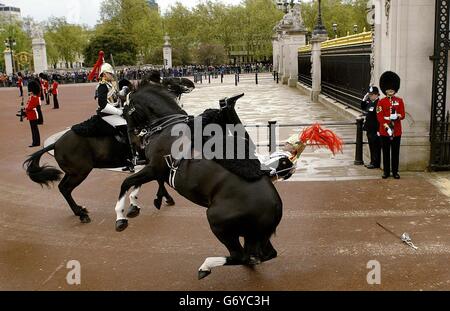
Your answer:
[272,35,280,73]
[310,34,327,102]
[286,32,306,87]
[32,38,48,74]
[272,3,307,86]
[3,49,13,75]
[373,0,435,171]
[163,34,172,70]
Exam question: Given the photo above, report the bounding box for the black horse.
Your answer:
[23,81,178,223]
[115,85,282,279]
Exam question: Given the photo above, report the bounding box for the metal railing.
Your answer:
[244,118,365,165]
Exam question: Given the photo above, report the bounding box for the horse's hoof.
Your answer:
[80,207,89,214]
[165,199,175,206]
[115,219,128,232]
[80,214,91,224]
[127,205,140,218]
[248,256,261,266]
[198,270,211,280]
[153,199,162,210]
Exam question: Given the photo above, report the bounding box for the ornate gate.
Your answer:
[14,52,33,72]
[430,0,450,170]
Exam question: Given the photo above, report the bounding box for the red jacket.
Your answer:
[17,77,23,88]
[51,81,58,95]
[43,80,49,92]
[25,95,40,121]
[376,96,406,137]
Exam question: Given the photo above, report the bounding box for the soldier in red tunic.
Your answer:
[25,80,41,147]
[17,72,23,97]
[377,71,406,179]
[50,77,59,109]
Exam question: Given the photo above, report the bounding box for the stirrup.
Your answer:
[122,159,135,173]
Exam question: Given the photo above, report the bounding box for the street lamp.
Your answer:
[313,0,327,36]
[4,36,16,74]
[332,23,338,38]
[353,24,358,34]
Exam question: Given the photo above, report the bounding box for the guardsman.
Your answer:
[51,76,60,109]
[377,71,406,179]
[25,80,41,147]
[17,72,23,97]
[361,86,381,169]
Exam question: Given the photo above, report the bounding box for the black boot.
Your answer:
[122,158,135,173]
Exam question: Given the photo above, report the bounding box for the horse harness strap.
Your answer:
[137,114,192,147]
[164,155,180,189]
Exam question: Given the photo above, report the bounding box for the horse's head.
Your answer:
[123,84,187,136]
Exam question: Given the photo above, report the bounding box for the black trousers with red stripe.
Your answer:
[53,94,59,109]
[29,119,40,146]
[380,136,401,176]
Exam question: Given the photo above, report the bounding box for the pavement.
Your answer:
[0,74,449,291]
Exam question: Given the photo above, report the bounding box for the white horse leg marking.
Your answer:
[198,257,227,273]
[129,186,141,208]
[115,196,127,221]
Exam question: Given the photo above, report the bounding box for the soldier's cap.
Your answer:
[28,80,41,96]
[368,86,379,95]
[380,71,401,95]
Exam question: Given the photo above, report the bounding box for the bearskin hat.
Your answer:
[28,80,41,96]
[148,70,161,84]
[379,71,400,96]
[119,79,133,91]
[39,73,49,81]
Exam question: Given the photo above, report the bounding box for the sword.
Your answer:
[376,222,418,250]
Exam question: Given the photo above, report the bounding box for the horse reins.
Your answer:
[134,114,192,147]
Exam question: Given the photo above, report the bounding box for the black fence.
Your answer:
[298,52,312,87]
[298,43,371,109]
[431,111,450,170]
[245,118,365,165]
[321,44,371,109]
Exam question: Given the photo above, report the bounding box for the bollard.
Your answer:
[200,74,203,84]
[276,72,279,84]
[208,74,211,84]
[221,73,224,83]
[354,117,364,165]
[237,73,240,83]
[255,72,258,85]
[235,74,238,86]
[273,71,276,80]
[268,121,277,153]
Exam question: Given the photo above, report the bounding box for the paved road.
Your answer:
[0,77,449,290]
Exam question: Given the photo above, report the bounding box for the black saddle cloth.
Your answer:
[187,109,266,181]
[72,114,119,137]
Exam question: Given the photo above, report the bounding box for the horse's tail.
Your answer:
[23,143,63,187]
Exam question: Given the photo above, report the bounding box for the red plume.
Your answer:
[88,50,105,81]
[300,123,343,155]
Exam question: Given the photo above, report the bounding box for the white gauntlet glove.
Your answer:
[390,112,398,121]
[101,103,123,116]
[387,127,393,137]
[363,93,370,101]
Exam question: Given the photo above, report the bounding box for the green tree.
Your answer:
[301,0,370,38]
[0,21,32,72]
[44,17,89,68]
[84,24,138,66]
[99,0,163,64]
[194,43,226,66]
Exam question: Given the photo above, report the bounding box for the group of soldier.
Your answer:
[20,72,60,147]
[361,71,406,179]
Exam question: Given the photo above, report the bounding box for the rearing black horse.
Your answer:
[23,80,177,223]
[115,85,282,279]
